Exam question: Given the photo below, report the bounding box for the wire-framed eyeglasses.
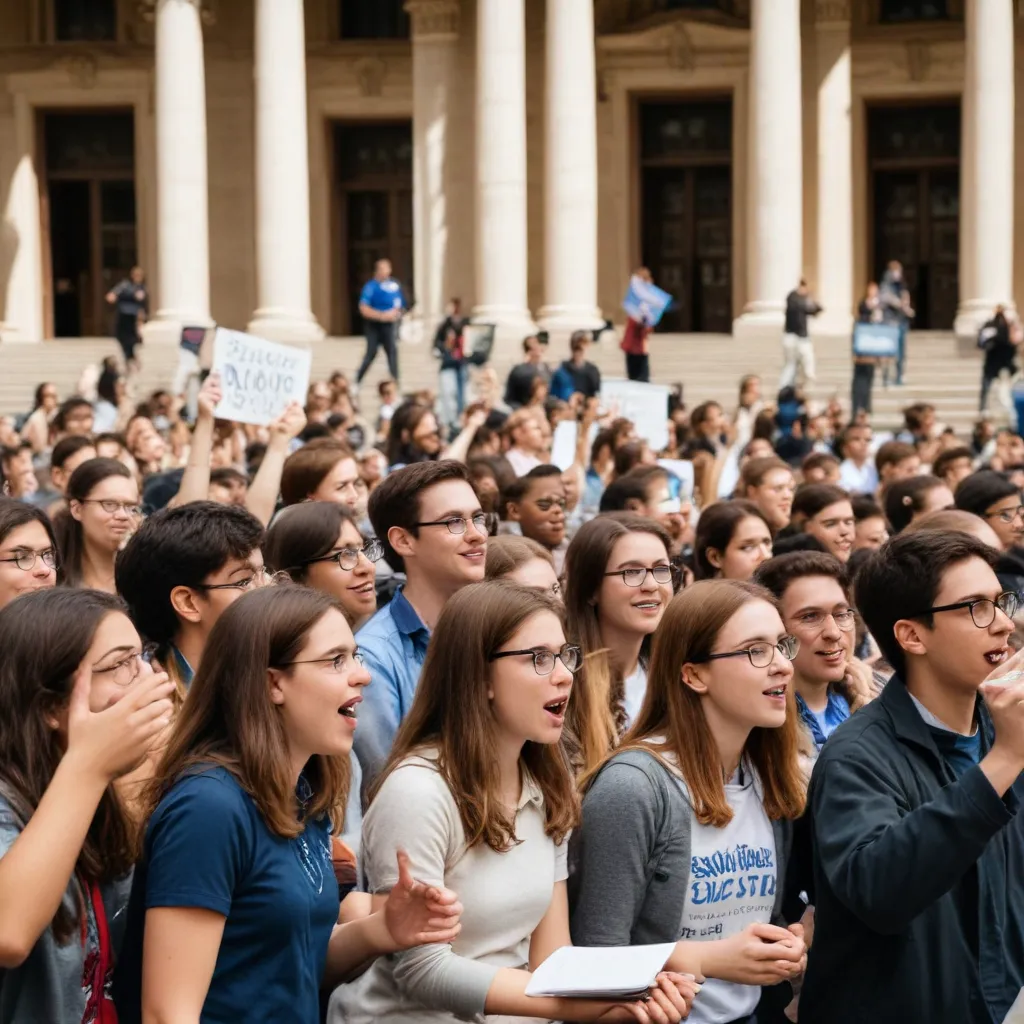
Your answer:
[697,635,800,669]
[0,549,57,572]
[283,651,366,673]
[93,644,159,687]
[414,512,496,536]
[302,539,384,572]
[489,643,582,676]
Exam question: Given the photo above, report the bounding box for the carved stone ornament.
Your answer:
[354,56,387,97]
[137,0,216,28]
[815,0,852,25]
[404,0,460,39]
[58,52,99,89]
[905,41,930,82]
[667,23,695,70]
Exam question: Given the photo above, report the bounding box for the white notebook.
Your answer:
[525,943,677,1000]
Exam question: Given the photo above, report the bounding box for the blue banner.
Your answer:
[623,276,672,327]
[852,322,899,357]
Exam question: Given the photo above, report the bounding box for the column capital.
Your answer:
[138,0,216,28]
[404,0,460,41]
[814,0,851,27]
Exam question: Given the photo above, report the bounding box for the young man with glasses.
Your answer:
[501,465,569,573]
[755,551,877,756]
[355,460,490,793]
[953,469,1024,596]
[797,530,1024,1024]
[115,501,266,692]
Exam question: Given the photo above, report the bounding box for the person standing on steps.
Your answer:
[356,258,405,389]
[779,280,822,391]
[105,265,148,378]
[880,260,914,388]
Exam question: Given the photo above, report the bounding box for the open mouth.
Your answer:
[348,581,375,594]
[544,697,569,719]
[338,696,361,720]
[985,647,1009,666]
[763,684,787,698]
[816,649,845,663]
[633,600,661,612]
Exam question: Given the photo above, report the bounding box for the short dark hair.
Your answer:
[0,497,57,555]
[791,483,850,523]
[771,532,828,556]
[598,475,649,513]
[855,531,999,678]
[264,501,360,581]
[589,428,616,466]
[280,439,354,506]
[51,434,95,470]
[209,466,248,489]
[954,470,1020,518]
[932,446,973,482]
[875,440,917,474]
[755,550,849,603]
[691,401,722,432]
[500,464,563,516]
[693,500,770,580]
[367,460,474,572]
[851,493,884,523]
[801,451,839,478]
[53,396,92,432]
[884,475,947,534]
[377,378,397,397]
[115,502,264,651]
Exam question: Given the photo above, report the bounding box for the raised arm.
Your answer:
[245,402,307,526]
[441,404,489,465]
[168,374,222,509]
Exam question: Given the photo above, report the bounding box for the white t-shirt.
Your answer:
[622,662,648,729]
[506,448,542,477]
[676,765,777,1024]
[838,458,879,495]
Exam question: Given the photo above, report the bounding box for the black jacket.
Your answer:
[504,361,548,408]
[798,679,1024,1024]
[784,290,822,337]
[981,315,1017,376]
[995,546,1024,598]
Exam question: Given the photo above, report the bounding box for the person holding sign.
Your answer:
[356,259,405,388]
[620,268,659,382]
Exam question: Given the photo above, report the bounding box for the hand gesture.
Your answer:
[706,921,806,986]
[598,973,701,1023]
[981,674,1024,764]
[270,401,307,442]
[65,663,176,784]
[197,372,223,420]
[842,657,877,709]
[382,850,463,952]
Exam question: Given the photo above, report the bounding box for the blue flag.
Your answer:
[623,276,672,327]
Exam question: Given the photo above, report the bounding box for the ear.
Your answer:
[268,667,286,706]
[682,662,709,695]
[169,585,204,626]
[706,547,723,570]
[506,501,523,523]
[69,500,83,524]
[388,524,417,561]
[893,617,929,659]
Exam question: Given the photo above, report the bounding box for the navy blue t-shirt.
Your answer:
[113,766,339,1024]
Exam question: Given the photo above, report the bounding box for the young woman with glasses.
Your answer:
[265,502,384,631]
[563,513,676,771]
[52,457,141,592]
[330,580,696,1024]
[0,498,58,610]
[571,580,808,1024]
[112,585,462,1023]
[0,588,175,1022]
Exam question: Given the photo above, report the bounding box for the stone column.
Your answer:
[814,1,853,333]
[472,0,535,331]
[247,0,323,344]
[955,0,1015,337]
[405,0,460,338]
[537,0,603,331]
[734,0,803,338]
[148,0,212,342]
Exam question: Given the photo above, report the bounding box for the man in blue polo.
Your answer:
[356,257,404,387]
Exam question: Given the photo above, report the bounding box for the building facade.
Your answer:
[0,0,1020,349]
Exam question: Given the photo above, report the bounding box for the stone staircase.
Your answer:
[0,329,997,437]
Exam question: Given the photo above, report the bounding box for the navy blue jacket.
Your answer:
[798,678,1024,1024]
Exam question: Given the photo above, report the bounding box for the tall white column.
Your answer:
[406,0,460,337]
[814,1,853,333]
[247,0,323,344]
[734,0,803,337]
[955,0,1015,337]
[149,0,211,340]
[472,0,535,331]
[538,0,603,331]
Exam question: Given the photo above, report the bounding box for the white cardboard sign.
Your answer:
[599,379,671,451]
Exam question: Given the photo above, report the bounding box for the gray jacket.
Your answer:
[569,748,794,947]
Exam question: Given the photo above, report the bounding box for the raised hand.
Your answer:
[382,850,463,951]
[197,372,223,420]
[270,401,308,442]
[65,662,176,784]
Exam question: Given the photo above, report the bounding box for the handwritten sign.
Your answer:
[600,379,671,452]
[211,328,312,426]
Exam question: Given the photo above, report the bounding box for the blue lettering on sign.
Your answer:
[690,844,775,906]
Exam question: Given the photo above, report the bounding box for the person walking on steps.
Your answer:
[356,258,405,388]
[880,260,914,388]
[779,279,822,391]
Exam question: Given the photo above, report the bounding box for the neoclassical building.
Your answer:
[0,0,1020,350]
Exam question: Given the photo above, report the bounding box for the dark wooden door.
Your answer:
[335,122,413,335]
[639,99,732,332]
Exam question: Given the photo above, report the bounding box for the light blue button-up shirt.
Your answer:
[353,588,431,802]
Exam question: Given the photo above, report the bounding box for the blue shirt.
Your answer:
[359,277,404,314]
[113,767,339,1024]
[353,588,431,795]
[796,688,851,750]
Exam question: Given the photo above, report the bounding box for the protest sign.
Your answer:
[657,459,695,503]
[623,275,672,327]
[600,379,671,451]
[550,420,578,471]
[852,322,899,358]
[211,328,312,426]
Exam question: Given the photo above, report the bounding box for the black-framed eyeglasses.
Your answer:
[79,499,143,516]
[93,644,159,687]
[983,505,1024,525]
[920,591,1020,628]
[415,512,495,536]
[603,565,674,588]
[302,539,384,572]
[283,651,366,673]
[192,567,280,592]
[791,608,857,633]
[490,643,582,676]
[0,549,57,572]
[698,635,800,668]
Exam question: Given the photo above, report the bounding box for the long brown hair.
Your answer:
[372,581,578,850]
[606,579,806,828]
[140,586,350,842]
[0,588,135,942]
[563,512,672,774]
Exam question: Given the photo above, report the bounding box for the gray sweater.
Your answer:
[569,748,793,947]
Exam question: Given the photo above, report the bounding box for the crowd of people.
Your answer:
[0,322,1022,1024]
